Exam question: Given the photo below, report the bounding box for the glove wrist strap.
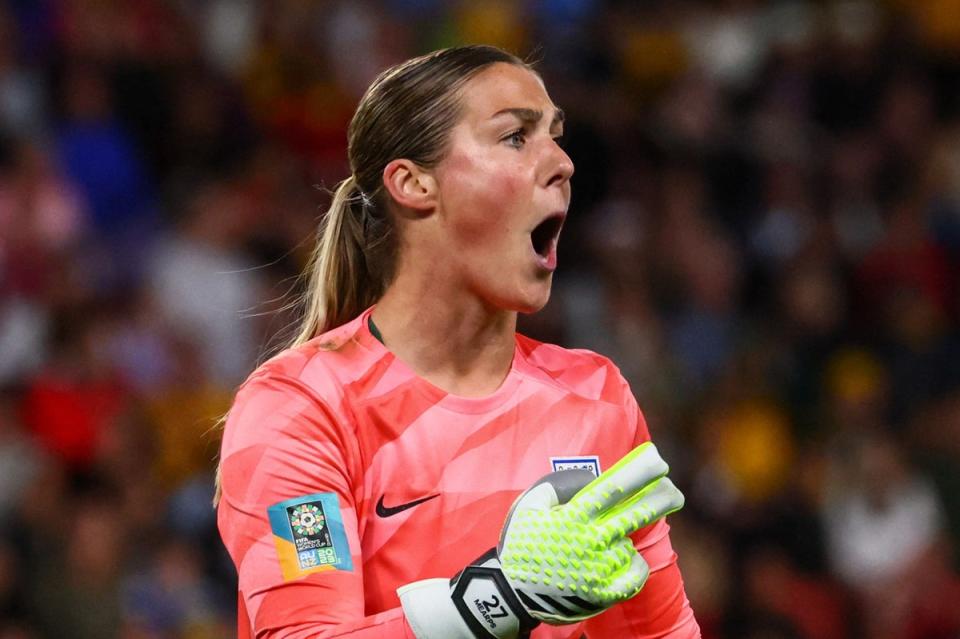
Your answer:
[450,548,540,638]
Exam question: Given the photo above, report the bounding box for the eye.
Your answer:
[503,128,526,149]
[552,133,565,148]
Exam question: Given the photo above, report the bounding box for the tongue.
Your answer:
[538,239,557,270]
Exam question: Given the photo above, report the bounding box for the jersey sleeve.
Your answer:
[217,372,417,638]
[583,378,701,638]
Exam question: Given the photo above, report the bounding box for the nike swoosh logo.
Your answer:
[376,493,440,518]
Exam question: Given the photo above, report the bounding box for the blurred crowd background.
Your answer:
[1,0,959,638]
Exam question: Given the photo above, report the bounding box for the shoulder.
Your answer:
[220,314,390,473]
[232,313,388,421]
[515,333,631,404]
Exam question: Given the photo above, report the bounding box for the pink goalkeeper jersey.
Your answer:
[217,307,700,638]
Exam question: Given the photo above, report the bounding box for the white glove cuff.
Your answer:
[398,549,536,639]
[398,578,479,639]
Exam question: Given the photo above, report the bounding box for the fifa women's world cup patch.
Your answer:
[550,455,601,477]
[267,492,353,580]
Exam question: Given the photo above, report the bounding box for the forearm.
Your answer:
[311,607,417,639]
[242,599,417,639]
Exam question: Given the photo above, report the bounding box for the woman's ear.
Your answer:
[382,159,438,215]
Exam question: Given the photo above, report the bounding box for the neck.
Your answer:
[371,273,517,397]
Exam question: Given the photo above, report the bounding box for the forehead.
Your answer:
[456,63,555,123]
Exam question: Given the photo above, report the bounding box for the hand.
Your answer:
[496,442,684,624]
[398,442,685,638]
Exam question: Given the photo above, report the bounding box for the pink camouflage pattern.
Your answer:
[217,307,700,638]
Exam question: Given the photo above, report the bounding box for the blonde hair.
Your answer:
[292,45,528,342]
[214,45,528,504]
[291,174,385,346]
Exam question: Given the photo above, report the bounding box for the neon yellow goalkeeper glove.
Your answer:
[398,442,684,638]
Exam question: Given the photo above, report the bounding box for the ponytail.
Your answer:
[214,176,392,506]
[291,175,393,346]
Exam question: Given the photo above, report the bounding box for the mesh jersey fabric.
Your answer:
[217,307,700,638]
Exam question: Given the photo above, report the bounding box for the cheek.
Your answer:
[442,152,527,239]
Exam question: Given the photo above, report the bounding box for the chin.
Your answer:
[479,273,553,315]
[510,284,553,315]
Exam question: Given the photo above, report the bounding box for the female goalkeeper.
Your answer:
[216,45,700,639]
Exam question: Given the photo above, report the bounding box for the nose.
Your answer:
[545,140,574,188]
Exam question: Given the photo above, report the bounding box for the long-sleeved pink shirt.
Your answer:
[217,307,700,638]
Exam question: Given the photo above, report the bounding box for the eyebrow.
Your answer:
[491,107,565,131]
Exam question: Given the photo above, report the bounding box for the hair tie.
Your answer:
[358,190,374,210]
[346,174,374,212]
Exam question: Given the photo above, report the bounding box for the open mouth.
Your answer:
[531,214,565,258]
